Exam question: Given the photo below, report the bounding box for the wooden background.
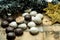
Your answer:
[0,19,60,40]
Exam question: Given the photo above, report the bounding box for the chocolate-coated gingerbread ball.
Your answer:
[14,28,23,36]
[7,17,14,23]
[24,14,31,21]
[6,27,14,33]
[1,20,9,28]
[7,32,16,40]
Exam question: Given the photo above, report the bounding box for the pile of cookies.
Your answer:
[0,0,60,40]
[1,11,44,40]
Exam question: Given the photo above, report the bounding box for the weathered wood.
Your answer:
[15,32,44,40]
[44,32,60,40]
[0,27,44,40]
[43,24,60,31]
[1,17,60,40]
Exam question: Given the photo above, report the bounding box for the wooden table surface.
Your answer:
[0,18,60,40]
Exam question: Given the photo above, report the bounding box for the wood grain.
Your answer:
[0,17,60,40]
[44,32,60,40]
[0,27,44,40]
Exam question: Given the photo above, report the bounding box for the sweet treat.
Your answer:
[32,16,42,24]
[36,13,43,19]
[24,9,32,13]
[7,32,16,40]
[15,16,24,24]
[7,17,14,23]
[18,23,27,30]
[14,28,23,36]
[1,20,9,28]
[24,14,31,21]
[45,0,53,2]
[28,21,36,28]
[30,11,37,16]
[22,13,29,17]
[29,27,39,35]
[9,21,17,28]
[6,27,14,33]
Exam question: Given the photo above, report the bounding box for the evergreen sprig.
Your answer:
[0,0,59,18]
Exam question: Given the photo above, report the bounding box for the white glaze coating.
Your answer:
[36,13,43,19]
[9,21,17,28]
[29,27,39,34]
[22,13,29,17]
[18,23,27,29]
[45,0,52,2]
[28,21,36,28]
[32,16,42,24]
[30,11,37,16]
[24,9,32,13]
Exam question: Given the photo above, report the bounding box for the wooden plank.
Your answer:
[0,27,44,40]
[1,17,60,40]
[15,32,44,40]
[44,32,60,40]
[43,24,60,31]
